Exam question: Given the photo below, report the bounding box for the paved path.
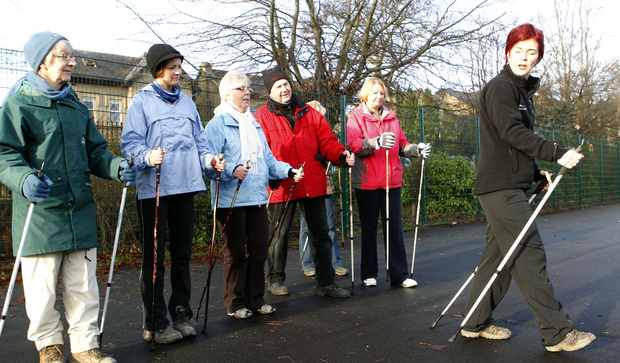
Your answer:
[2,204,619,362]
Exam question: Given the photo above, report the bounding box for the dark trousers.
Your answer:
[267,197,335,287]
[217,205,269,312]
[355,188,409,285]
[138,192,195,331]
[464,189,573,345]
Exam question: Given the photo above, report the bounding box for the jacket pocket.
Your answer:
[158,115,195,152]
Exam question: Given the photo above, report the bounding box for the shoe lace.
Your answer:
[43,345,63,360]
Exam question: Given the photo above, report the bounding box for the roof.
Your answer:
[71,49,192,86]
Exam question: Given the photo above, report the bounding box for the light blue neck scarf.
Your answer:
[25,72,71,100]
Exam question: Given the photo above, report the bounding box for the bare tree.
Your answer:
[538,0,619,137]
[138,0,501,105]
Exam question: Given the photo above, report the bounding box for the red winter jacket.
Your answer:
[346,104,410,190]
[256,98,345,203]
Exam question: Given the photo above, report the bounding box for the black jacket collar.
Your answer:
[501,64,540,97]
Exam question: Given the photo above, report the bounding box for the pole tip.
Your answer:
[448,331,459,343]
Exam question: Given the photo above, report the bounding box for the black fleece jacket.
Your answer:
[474,65,567,195]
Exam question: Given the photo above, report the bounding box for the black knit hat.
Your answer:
[146,44,183,77]
[262,66,289,93]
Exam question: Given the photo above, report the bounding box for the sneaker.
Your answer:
[269,282,289,296]
[256,304,276,315]
[314,284,351,298]
[334,266,349,277]
[173,306,197,337]
[303,268,316,277]
[70,348,117,363]
[227,307,253,319]
[39,344,64,363]
[401,278,418,288]
[153,325,184,344]
[545,329,596,352]
[363,278,377,287]
[461,324,512,340]
[173,319,197,338]
[143,329,154,343]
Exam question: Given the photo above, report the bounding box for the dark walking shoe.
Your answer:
[545,329,596,352]
[461,325,512,340]
[314,284,351,298]
[39,344,64,363]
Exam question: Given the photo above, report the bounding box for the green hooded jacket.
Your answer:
[0,80,122,256]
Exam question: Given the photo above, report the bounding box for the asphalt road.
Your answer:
[1,204,619,363]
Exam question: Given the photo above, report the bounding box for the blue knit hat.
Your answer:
[24,32,67,71]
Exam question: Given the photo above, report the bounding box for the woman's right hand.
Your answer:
[211,154,225,172]
[147,147,165,166]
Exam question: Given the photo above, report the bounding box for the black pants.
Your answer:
[217,205,269,313]
[138,192,195,331]
[355,188,409,285]
[464,189,573,345]
[267,197,335,287]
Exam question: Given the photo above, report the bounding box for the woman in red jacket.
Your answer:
[257,67,354,298]
[347,77,431,288]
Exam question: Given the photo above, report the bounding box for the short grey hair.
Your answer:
[219,70,250,101]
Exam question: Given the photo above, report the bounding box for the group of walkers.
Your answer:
[0,22,596,363]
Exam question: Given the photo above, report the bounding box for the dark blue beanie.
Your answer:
[24,32,67,71]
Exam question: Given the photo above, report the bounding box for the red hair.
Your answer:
[505,23,544,62]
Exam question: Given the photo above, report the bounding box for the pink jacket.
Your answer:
[346,104,410,190]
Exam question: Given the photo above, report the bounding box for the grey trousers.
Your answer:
[464,189,573,346]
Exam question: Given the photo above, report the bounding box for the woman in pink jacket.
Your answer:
[346,77,431,288]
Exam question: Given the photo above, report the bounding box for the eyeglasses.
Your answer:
[52,53,76,62]
[232,86,253,93]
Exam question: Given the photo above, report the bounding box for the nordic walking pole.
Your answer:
[410,157,425,277]
[99,161,132,345]
[150,148,163,346]
[348,165,355,292]
[196,154,224,323]
[385,149,390,282]
[268,163,304,244]
[299,235,309,265]
[201,160,251,334]
[431,177,548,329]
[0,162,45,336]
[448,144,582,343]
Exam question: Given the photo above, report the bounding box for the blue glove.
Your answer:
[119,160,136,185]
[22,174,53,203]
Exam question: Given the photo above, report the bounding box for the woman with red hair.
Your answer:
[459,23,595,352]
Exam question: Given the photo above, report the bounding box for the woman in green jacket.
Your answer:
[0,32,134,363]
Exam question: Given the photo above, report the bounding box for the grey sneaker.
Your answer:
[461,324,512,340]
[153,325,183,344]
[227,307,253,319]
[303,268,316,277]
[256,304,276,315]
[269,282,289,296]
[545,329,596,352]
[314,284,351,298]
[143,329,154,342]
[70,348,117,363]
[173,306,197,337]
[39,344,64,363]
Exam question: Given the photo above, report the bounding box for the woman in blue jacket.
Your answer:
[204,70,302,319]
[120,44,221,344]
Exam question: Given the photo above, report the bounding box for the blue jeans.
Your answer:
[299,195,343,270]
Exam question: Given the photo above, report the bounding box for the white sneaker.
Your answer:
[401,278,418,288]
[363,278,377,287]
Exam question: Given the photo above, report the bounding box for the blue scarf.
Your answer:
[25,72,71,100]
[152,82,180,104]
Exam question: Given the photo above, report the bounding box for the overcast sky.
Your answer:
[0,0,617,76]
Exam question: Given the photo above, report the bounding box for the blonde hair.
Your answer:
[218,70,250,101]
[306,100,326,116]
[358,77,391,103]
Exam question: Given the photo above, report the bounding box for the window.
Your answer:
[109,99,121,125]
[82,96,95,120]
